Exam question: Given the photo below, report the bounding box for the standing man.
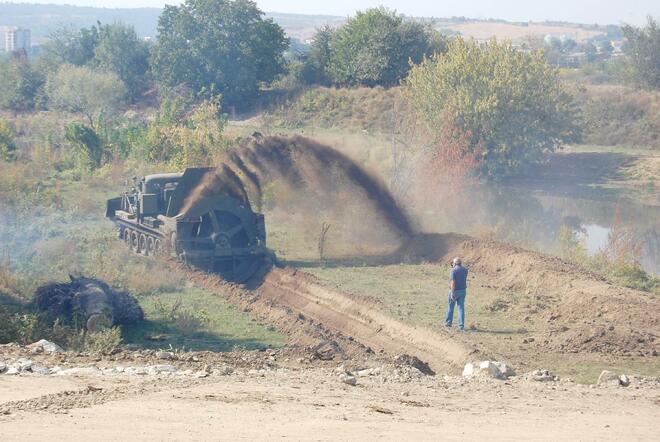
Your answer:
[444,257,468,331]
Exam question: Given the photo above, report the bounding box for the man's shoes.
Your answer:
[444,324,452,328]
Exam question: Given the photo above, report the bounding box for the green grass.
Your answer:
[122,287,286,352]
[303,263,526,334]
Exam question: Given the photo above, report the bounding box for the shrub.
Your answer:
[577,84,660,149]
[84,326,123,353]
[46,64,127,126]
[0,119,15,160]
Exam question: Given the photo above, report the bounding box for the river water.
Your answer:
[414,183,660,276]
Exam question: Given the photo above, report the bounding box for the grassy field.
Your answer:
[0,158,287,352]
[123,287,286,352]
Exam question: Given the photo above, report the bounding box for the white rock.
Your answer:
[28,339,63,353]
[495,362,516,378]
[0,362,6,373]
[619,374,630,387]
[30,365,51,375]
[597,370,620,386]
[148,365,177,375]
[55,367,102,377]
[339,373,357,386]
[14,358,32,371]
[478,361,503,379]
[5,367,19,375]
[531,369,557,382]
[194,371,209,378]
[462,363,475,377]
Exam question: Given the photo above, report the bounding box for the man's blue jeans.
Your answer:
[444,289,466,330]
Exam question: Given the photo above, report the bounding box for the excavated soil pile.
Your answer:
[450,239,659,356]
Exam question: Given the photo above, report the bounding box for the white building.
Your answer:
[2,27,31,52]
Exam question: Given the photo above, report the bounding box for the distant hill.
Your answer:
[0,3,346,44]
[0,2,616,46]
[0,3,162,42]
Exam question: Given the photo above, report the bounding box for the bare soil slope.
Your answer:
[453,238,659,356]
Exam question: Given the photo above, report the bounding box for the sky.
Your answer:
[10,1,660,25]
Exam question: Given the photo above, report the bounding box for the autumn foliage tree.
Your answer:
[413,112,482,207]
[405,38,581,178]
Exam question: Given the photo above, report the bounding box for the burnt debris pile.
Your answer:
[34,276,144,331]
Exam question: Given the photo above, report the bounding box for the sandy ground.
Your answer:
[1,366,658,441]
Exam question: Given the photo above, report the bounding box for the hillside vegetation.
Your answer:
[267,85,660,150]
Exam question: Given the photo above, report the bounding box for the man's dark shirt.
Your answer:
[450,265,468,291]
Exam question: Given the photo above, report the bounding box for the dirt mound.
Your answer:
[393,232,471,263]
[447,239,660,356]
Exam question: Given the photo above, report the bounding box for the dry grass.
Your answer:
[577,84,660,149]
[443,22,604,42]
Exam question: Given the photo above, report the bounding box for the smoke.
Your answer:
[181,135,415,250]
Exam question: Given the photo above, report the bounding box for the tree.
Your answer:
[0,59,44,111]
[41,26,99,67]
[622,16,660,89]
[600,40,614,55]
[0,119,16,161]
[41,23,150,100]
[93,24,151,98]
[303,25,334,86]
[328,8,446,87]
[405,38,581,177]
[65,122,104,169]
[151,0,288,106]
[46,64,127,125]
[143,98,227,168]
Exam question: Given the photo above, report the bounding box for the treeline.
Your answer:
[0,0,659,177]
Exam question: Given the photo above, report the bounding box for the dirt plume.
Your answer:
[180,164,251,214]
[181,135,414,248]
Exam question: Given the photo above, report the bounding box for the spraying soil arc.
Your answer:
[181,135,415,251]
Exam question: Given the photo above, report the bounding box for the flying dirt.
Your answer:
[182,135,416,249]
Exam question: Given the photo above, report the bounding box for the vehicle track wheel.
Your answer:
[154,239,162,256]
[147,236,155,256]
[139,233,148,256]
[124,229,132,248]
[130,230,139,252]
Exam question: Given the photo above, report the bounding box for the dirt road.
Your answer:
[1,364,658,441]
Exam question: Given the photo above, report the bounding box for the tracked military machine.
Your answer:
[106,168,267,282]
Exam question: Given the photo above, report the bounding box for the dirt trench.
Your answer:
[257,268,474,371]
[170,259,474,373]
